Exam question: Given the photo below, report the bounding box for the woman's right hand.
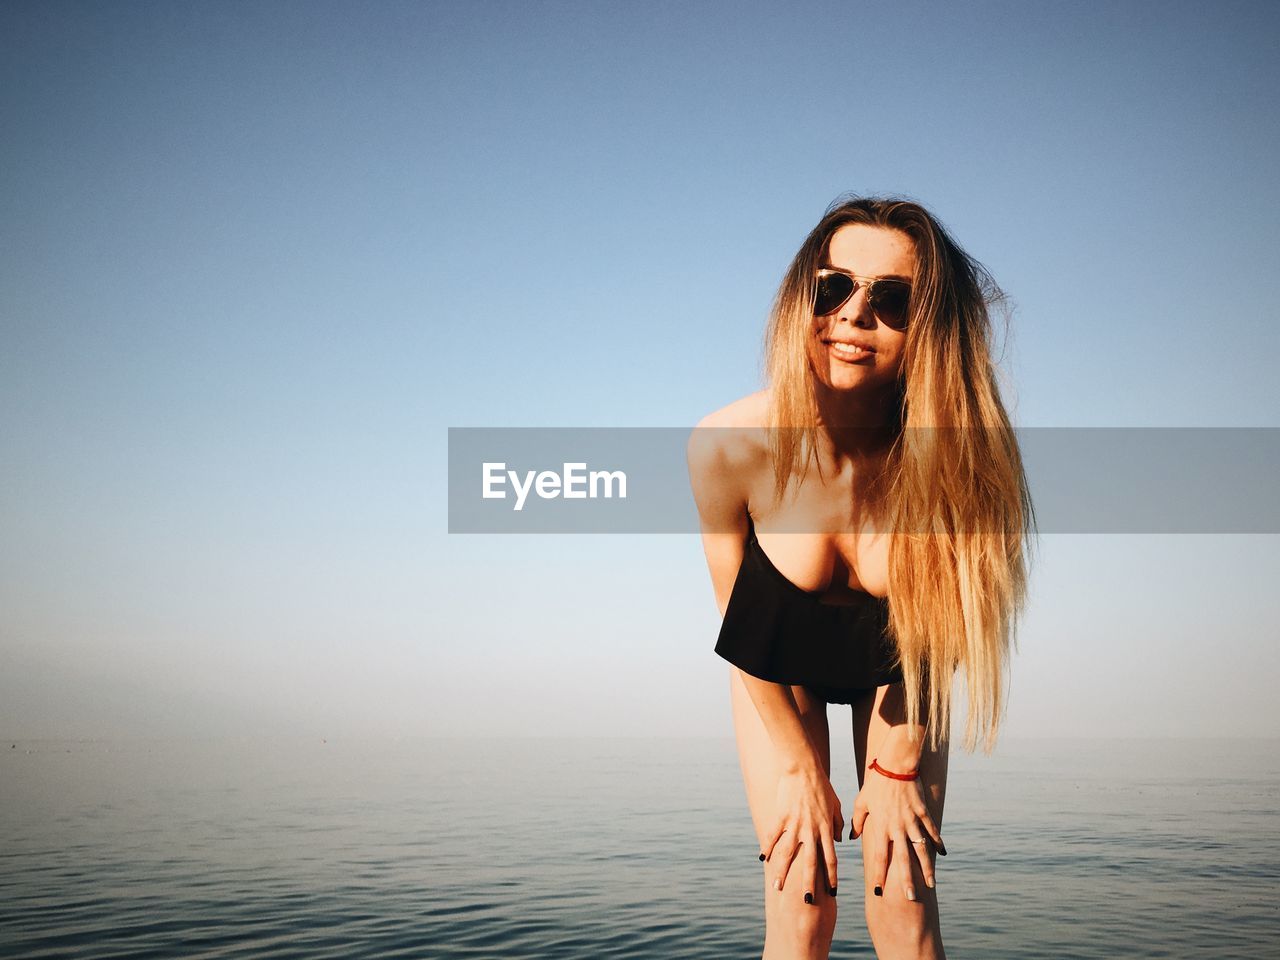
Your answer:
[761,763,843,903]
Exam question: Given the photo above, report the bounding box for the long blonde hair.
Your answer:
[763,195,1037,754]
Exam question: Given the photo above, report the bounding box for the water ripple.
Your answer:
[1,737,1277,958]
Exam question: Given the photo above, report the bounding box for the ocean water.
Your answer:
[1,735,1277,959]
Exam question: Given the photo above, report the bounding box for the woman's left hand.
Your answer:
[850,764,947,902]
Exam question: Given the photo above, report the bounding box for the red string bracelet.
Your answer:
[870,757,919,781]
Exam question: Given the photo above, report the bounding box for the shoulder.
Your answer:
[686,390,774,516]
[688,389,772,467]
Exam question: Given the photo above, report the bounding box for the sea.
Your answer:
[1,736,1277,959]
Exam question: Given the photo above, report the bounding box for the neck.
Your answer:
[812,382,900,464]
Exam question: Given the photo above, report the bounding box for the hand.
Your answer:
[851,763,946,902]
[761,764,844,904]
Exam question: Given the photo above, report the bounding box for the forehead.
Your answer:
[825,224,916,279]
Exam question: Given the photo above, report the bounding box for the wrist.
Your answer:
[869,756,918,781]
[781,751,824,776]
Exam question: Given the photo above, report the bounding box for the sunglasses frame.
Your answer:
[814,267,913,327]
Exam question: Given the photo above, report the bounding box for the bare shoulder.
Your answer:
[686,390,773,524]
[696,388,773,430]
[688,389,772,463]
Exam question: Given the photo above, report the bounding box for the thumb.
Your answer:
[851,805,869,839]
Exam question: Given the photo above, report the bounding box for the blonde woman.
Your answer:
[687,196,1034,959]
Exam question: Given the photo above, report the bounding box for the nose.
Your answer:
[835,283,875,327]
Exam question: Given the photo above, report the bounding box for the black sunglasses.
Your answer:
[814,267,912,329]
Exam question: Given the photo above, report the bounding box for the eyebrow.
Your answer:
[819,263,912,283]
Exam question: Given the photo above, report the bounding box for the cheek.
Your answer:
[882,349,906,377]
[806,333,828,364]
[806,346,827,379]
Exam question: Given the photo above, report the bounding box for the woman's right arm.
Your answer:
[686,421,842,895]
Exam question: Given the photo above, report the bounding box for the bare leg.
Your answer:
[729,666,838,959]
[851,685,950,959]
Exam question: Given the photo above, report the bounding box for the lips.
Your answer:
[823,339,875,352]
[824,339,876,363]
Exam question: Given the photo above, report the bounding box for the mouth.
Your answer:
[823,339,875,362]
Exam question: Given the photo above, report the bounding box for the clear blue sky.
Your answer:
[3,0,1277,741]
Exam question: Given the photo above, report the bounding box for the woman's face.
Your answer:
[807,223,915,393]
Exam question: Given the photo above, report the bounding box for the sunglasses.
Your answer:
[814,267,912,329]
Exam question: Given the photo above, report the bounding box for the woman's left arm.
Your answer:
[850,684,947,902]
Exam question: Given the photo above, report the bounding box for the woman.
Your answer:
[686,195,1035,959]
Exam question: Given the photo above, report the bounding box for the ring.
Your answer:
[910,837,928,845]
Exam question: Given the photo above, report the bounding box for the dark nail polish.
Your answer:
[804,892,813,905]
[828,885,838,897]
[873,885,883,897]
[759,853,766,861]
[939,845,948,857]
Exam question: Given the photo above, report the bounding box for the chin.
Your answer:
[823,362,873,387]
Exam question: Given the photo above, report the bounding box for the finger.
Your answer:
[891,830,917,902]
[908,827,936,890]
[866,829,889,898]
[832,811,844,844]
[819,825,839,897]
[762,817,788,862]
[852,805,869,839]
[772,832,800,892]
[915,807,947,856]
[803,831,820,905]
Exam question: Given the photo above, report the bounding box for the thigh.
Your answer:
[850,684,950,953]
[729,668,839,954]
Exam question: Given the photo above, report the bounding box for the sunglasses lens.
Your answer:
[870,281,911,327]
[814,272,853,316]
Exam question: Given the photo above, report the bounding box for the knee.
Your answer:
[765,887,837,954]
[864,891,932,951]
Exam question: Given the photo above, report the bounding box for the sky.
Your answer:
[2,0,1278,743]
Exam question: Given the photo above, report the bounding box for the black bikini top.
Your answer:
[713,513,903,694]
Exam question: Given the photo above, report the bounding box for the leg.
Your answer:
[851,684,950,959]
[728,667,837,959]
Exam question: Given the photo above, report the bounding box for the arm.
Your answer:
[874,681,928,773]
[685,421,825,775]
[687,421,841,901]
[852,680,947,903]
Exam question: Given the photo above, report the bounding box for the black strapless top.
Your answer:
[714,513,903,704]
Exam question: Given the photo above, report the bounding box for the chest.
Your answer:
[743,444,897,603]
[747,519,890,601]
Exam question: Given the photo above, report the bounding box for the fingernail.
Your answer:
[828,885,838,897]
[906,888,916,901]
[873,885,882,897]
[939,845,948,856]
[759,853,766,861]
[804,892,813,905]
